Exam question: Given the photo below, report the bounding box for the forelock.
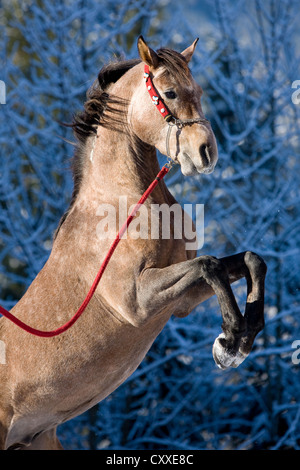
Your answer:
[156,48,191,84]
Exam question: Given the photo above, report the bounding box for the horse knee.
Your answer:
[197,255,226,284]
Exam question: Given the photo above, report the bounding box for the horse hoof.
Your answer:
[212,333,247,369]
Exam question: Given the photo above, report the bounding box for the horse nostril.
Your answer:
[199,144,210,166]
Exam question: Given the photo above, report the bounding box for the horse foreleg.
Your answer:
[219,251,267,363]
[137,251,266,369]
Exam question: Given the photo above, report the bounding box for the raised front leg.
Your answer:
[137,251,267,369]
[212,251,267,368]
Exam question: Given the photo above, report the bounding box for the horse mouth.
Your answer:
[179,153,215,176]
[200,166,215,174]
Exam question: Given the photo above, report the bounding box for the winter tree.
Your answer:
[1,0,299,450]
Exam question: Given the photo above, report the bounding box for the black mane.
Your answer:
[72,48,189,145]
[72,58,141,143]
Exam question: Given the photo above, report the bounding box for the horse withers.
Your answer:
[0,37,266,450]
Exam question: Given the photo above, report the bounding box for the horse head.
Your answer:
[130,36,218,176]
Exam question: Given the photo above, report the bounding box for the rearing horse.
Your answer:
[0,37,266,450]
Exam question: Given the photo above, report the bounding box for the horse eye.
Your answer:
[165,90,177,100]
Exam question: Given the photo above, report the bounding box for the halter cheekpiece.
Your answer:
[144,64,210,128]
[144,64,173,122]
[144,64,210,164]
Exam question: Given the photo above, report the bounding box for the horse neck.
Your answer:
[77,125,169,204]
[78,62,170,202]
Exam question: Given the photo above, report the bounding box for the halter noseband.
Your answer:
[144,64,210,164]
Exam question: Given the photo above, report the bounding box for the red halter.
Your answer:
[144,64,210,128]
[144,64,173,122]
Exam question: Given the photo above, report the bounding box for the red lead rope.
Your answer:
[0,166,170,337]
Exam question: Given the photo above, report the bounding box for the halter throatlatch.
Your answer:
[144,64,210,167]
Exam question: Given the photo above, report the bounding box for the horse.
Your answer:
[0,36,267,450]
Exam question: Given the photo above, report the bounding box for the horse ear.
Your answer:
[181,38,199,63]
[137,36,159,69]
